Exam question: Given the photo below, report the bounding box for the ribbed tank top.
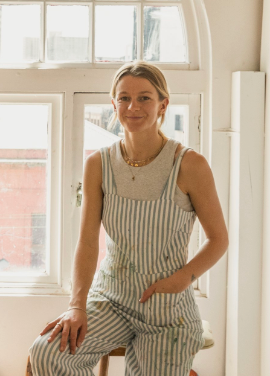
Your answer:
[106,138,194,212]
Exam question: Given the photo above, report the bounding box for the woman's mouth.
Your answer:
[126,116,143,119]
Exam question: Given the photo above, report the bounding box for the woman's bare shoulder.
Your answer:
[85,149,102,167]
[84,144,114,177]
[84,150,102,186]
[174,144,208,168]
[176,145,211,194]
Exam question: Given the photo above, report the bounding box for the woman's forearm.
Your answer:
[68,240,99,309]
[173,237,229,293]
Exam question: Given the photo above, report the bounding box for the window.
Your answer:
[0,0,195,68]
[0,3,41,63]
[0,0,208,297]
[0,104,48,274]
[143,6,186,62]
[95,5,137,62]
[46,4,90,62]
[0,94,63,293]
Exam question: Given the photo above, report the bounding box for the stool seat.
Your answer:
[201,319,214,349]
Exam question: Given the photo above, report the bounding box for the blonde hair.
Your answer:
[108,61,170,135]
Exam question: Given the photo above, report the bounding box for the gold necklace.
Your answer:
[121,134,165,167]
[128,166,142,181]
[120,141,142,181]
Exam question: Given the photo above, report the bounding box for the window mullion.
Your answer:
[140,1,143,60]
[39,2,44,62]
[43,1,47,62]
[89,1,96,64]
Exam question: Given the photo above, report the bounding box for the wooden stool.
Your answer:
[26,320,214,376]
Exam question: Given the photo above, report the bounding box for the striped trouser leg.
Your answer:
[29,292,134,376]
[124,326,203,376]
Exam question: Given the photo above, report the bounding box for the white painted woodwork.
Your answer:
[226,72,265,376]
[260,1,270,375]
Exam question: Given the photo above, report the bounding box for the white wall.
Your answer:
[0,1,264,375]
[226,72,265,376]
[260,1,270,375]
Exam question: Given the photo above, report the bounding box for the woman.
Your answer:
[29,61,229,376]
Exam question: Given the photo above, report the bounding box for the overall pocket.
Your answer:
[147,291,184,327]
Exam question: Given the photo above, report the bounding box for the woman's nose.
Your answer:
[128,100,140,111]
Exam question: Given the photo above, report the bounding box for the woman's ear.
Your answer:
[111,98,117,111]
[159,98,169,115]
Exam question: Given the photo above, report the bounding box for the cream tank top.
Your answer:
[108,138,194,212]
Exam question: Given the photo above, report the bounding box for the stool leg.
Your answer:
[26,355,33,376]
[189,370,199,376]
[98,354,110,376]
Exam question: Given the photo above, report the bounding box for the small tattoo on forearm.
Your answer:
[191,274,196,282]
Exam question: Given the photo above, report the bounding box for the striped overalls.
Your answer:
[29,146,205,376]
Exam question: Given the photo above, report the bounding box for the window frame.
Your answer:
[0,93,64,294]
[0,0,199,69]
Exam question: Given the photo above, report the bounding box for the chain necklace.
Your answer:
[120,141,142,181]
[127,166,142,181]
[120,133,166,181]
[121,133,165,167]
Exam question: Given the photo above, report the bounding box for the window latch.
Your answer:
[76,182,82,207]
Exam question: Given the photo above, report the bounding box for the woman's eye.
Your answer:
[139,96,150,101]
[118,96,129,101]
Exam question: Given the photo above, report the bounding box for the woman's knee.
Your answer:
[29,334,45,366]
[29,332,59,372]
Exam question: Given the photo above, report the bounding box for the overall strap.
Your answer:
[161,146,192,200]
[100,147,117,194]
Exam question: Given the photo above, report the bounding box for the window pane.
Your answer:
[162,105,188,144]
[46,5,89,62]
[95,6,137,62]
[144,6,187,62]
[0,4,41,62]
[0,105,49,273]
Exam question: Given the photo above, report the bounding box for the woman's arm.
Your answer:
[41,150,103,354]
[172,149,229,291]
[139,149,229,300]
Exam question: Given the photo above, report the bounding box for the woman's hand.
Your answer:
[139,274,183,303]
[40,309,88,355]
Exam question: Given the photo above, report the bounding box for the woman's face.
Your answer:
[112,75,169,135]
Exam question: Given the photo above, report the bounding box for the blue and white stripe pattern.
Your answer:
[29,146,205,376]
